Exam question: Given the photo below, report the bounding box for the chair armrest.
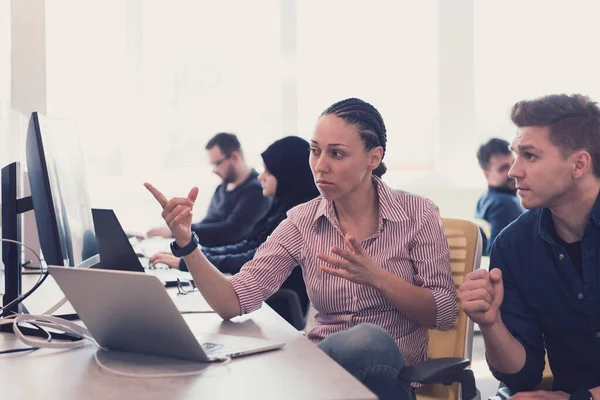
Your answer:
[398,358,479,400]
[398,357,471,384]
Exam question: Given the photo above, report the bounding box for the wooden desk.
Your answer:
[0,275,376,400]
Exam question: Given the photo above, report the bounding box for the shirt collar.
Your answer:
[589,190,600,228]
[537,189,600,243]
[537,208,557,245]
[312,176,410,230]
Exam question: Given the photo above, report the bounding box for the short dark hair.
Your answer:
[205,132,242,157]
[321,98,388,177]
[477,138,511,170]
[510,93,600,177]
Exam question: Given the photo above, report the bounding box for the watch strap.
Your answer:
[170,232,199,257]
[570,389,593,400]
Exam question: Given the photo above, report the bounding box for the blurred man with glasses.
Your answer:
[147,132,270,250]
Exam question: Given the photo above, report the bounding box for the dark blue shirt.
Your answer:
[488,194,600,394]
[476,187,525,255]
[190,169,271,248]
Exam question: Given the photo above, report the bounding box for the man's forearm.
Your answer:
[591,386,600,399]
[480,318,527,374]
[192,221,243,247]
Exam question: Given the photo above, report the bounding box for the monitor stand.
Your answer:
[1,162,79,339]
[2,162,30,319]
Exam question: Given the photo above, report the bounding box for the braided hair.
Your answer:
[321,98,387,177]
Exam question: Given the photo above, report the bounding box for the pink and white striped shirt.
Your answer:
[229,176,457,365]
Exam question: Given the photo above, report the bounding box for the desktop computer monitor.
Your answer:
[25,112,99,268]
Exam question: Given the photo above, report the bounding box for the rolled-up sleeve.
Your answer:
[410,201,458,331]
[229,218,303,314]
[487,241,545,392]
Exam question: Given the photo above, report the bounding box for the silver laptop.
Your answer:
[48,266,285,362]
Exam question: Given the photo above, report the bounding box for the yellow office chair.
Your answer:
[472,218,491,241]
[398,218,482,400]
[539,359,554,390]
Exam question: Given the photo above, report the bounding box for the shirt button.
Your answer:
[578,293,584,300]
[559,254,565,260]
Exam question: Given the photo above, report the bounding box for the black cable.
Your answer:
[0,321,51,355]
[0,347,39,355]
[0,238,47,317]
[1,323,82,342]
[0,271,49,318]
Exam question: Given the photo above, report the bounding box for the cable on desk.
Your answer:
[0,346,40,355]
[0,316,51,355]
[93,349,232,378]
[42,297,69,316]
[6,313,232,378]
[12,315,92,349]
[0,242,231,377]
[1,238,99,319]
[0,238,47,318]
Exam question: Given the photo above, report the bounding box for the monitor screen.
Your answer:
[26,112,99,267]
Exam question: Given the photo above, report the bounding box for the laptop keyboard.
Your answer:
[201,342,225,355]
[201,342,250,356]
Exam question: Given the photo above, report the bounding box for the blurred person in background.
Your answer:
[146,132,270,247]
[475,138,524,255]
[151,136,319,325]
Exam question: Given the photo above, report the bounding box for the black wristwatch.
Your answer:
[170,232,200,257]
[570,389,593,400]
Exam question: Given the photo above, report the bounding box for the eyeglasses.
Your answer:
[211,156,230,168]
[176,278,197,296]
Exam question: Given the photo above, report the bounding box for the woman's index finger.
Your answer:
[144,182,168,208]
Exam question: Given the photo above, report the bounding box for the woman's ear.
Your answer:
[368,146,384,171]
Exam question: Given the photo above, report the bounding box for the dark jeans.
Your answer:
[318,323,415,400]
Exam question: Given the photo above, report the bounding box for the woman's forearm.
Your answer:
[183,247,242,319]
[373,269,437,327]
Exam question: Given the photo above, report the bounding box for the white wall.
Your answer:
[11,1,570,233]
[0,0,12,170]
[0,0,10,238]
[9,0,47,165]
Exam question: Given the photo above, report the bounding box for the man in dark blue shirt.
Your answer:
[461,94,600,399]
[147,132,270,248]
[475,138,525,255]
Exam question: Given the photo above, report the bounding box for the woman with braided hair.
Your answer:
[145,98,456,400]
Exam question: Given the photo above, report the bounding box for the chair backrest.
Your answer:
[472,218,491,240]
[266,288,307,330]
[417,218,482,400]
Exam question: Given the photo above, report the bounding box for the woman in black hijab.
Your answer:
[201,136,318,268]
[201,136,319,325]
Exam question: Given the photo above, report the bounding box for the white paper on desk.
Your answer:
[170,292,214,313]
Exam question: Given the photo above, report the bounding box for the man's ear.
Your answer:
[483,169,491,179]
[572,150,592,179]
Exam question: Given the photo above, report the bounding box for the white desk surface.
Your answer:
[0,274,376,400]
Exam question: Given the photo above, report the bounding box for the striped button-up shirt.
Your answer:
[229,176,457,365]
